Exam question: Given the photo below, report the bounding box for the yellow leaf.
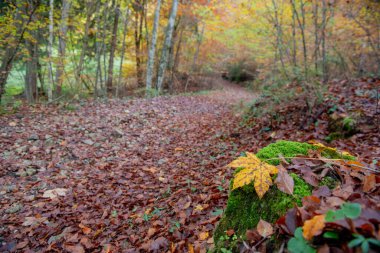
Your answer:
[194,205,204,211]
[302,215,326,241]
[188,243,194,253]
[199,231,209,240]
[229,153,278,198]
[309,141,352,157]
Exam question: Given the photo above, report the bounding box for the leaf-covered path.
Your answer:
[0,82,256,252]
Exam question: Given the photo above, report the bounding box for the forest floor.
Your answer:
[0,81,258,252]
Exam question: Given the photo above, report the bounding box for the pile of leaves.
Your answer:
[226,145,380,252]
[245,78,380,163]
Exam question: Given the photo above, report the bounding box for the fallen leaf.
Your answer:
[229,152,278,198]
[43,188,68,199]
[199,231,209,240]
[363,174,376,192]
[22,216,47,226]
[275,165,294,195]
[64,244,85,253]
[78,224,92,235]
[226,229,235,236]
[150,237,168,250]
[302,215,326,240]
[257,219,274,238]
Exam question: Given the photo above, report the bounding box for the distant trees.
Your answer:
[0,0,379,103]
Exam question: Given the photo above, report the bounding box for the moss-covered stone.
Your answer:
[214,173,311,244]
[213,140,356,251]
[256,140,316,165]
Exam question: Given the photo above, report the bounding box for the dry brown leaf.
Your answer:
[275,165,294,195]
[79,224,92,235]
[257,219,274,238]
[363,174,376,192]
[43,188,68,199]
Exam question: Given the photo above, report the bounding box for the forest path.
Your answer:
[0,81,257,252]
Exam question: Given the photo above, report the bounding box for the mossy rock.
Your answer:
[213,140,355,251]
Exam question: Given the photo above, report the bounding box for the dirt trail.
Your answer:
[0,81,256,252]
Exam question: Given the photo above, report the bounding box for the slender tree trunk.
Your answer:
[313,0,319,74]
[134,0,145,86]
[156,0,179,93]
[272,0,288,79]
[106,4,120,94]
[94,0,102,96]
[146,0,162,93]
[75,2,94,88]
[291,0,308,80]
[291,6,297,69]
[116,9,130,97]
[25,31,38,103]
[47,0,54,101]
[192,22,204,73]
[56,0,70,96]
[321,0,328,83]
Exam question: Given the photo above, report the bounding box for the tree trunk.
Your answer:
[25,32,38,103]
[291,0,308,80]
[75,1,94,88]
[192,23,204,73]
[156,0,179,93]
[321,0,328,83]
[106,4,120,94]
[291,5,297,69]
[272,0,288,80]
[56,0,71,96]
[313,0,319,74]
[0,2,40,102]
[116,9,131,97]
[146,0,162,93]
[134,0,145,87]
[47,0,54,101]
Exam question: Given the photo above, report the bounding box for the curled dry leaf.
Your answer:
[302,214,326,241]
[42,188,68,199]
[363,174,376,192]
[78,224,92,235]
[199,231,209,240]
[275,165,294,195]
[257,219,274,238]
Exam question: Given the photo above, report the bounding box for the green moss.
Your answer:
[213,140,356,251]
[214,173,311,246]
[256,140,316,165]
[319,176,338,190]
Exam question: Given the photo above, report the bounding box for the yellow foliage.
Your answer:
[308,141,352,157]
[228,152,278,199]
[302,215,326,241]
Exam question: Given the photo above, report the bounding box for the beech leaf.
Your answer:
[257,219,274,238]
[275,165,294,195]
[302,215,326,241]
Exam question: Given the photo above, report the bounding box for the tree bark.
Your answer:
[56,0,71,95]
[106,4,120,94]
[116,8,131,97]
[75,1,94,88]
[157,0,179,93]
[291,0,308,80]
[146,0,162,93]
[47,0,54,101]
